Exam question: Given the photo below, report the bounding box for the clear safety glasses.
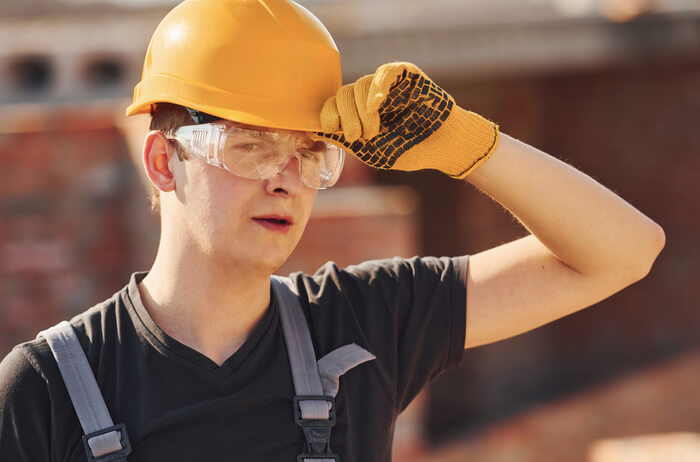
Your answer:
[168,120,345,190]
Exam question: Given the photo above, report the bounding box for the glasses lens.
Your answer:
[297,141,344,189]
[223,130,287,179]
[221,125,343,189]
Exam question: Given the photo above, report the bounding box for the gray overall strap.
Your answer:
[38,321,131,462]
[272,276,336,462]
[271,276,330,419]
[317,345,375,398]
[271,276,376,462]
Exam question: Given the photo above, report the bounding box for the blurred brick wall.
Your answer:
[375,56,700,443]
[0,106,158,354]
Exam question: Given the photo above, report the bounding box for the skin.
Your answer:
[139,128,665,364]
[140,130,317,365]
[464,134,665,348]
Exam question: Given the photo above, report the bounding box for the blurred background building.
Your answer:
[1,0,699,461]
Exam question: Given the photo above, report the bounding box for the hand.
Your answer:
[314,62,500,178]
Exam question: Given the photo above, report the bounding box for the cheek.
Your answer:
[300,189,318,223]
[179,165,236,230]
[290,190,317,242]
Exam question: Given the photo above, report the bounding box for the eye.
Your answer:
[299,149,322,162]
[310,141,327,152]
[234,142,264,152]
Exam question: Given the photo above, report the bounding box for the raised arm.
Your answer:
[462,134,664,348]
[314,62,665,349]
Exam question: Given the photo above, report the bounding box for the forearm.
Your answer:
[466,133,665,278]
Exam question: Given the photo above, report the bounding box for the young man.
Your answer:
[0,0,664,461]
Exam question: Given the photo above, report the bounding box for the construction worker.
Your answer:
[0,0,665,461]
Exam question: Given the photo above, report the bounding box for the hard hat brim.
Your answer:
[126,74,327,132]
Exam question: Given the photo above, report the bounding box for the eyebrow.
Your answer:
[224,121,315,146]
[240,130,267,139]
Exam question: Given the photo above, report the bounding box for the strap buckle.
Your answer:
[293,395,338,462]
[82,423,132,462]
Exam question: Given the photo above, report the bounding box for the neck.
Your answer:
[139,239,273,366]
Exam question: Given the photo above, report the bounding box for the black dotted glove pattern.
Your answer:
[320,70,454,170]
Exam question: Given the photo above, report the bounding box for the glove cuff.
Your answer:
[442,107,500,179]
[391,106,500,178]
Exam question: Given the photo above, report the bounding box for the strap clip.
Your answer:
[82,423,132,462]
[293,395,338,462]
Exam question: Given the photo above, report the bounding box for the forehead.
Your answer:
[220,118,294,134]
[221,119,315,143]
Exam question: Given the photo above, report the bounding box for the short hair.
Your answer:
[147,103,192,212]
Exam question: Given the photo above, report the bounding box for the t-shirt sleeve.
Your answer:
[0,345,52,462]
[303,255,468,413]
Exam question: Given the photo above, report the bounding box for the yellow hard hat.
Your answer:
[126,0,342,132]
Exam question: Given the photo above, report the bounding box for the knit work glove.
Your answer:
[314,62,500,179]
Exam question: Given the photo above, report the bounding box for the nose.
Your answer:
[264,155,304,196]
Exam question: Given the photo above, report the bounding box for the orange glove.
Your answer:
[314,62,499,179]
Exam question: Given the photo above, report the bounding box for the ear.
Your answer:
[143,131,176,193]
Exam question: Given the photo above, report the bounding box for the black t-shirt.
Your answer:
[0,256,467,462]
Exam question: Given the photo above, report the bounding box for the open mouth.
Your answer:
[254,217,291,225]
[253,216,293,232]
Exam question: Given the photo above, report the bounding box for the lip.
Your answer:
[252,215,294,233]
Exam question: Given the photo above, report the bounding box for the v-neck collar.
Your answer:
[123,272,277,379]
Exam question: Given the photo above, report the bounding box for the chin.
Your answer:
[245,255,288,276]
[260,248,294,272]
[233,243,294,275]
